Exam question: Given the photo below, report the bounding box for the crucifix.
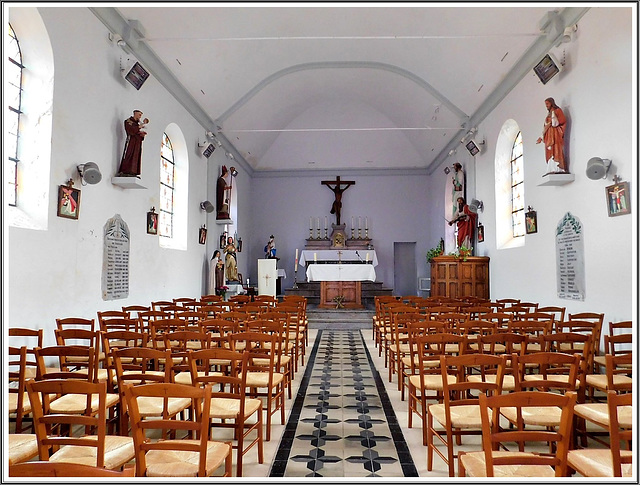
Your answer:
[337,250,343,264]
[321,176,356,226]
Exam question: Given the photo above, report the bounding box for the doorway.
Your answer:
[394,242,417,296]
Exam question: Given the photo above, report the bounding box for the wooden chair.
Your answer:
[474,332,528,391]
[536,306,566,328]
[500,352,580,451]
[399,319,446,401]
[595,324,632,372]
[407,333,467,445]
[495,298,520,308]
[123,382,232,477]
[173,297,197,306]
[10,461,135,477]
[568,391,633,477]
[229,332,285,441]
[566,312,605,372]
[101,329,148,394]
[200,294,223,304]
[54,328,107,382]
[112,347,187,436]
[34,345,120,435]
[27,379,134,470]
[137,309,170,333]
[122,304,150,320]
[230,294,251,305]
[427,354,505,476]
[163,329,212,384]
[188,349,264,477]
[9,346,33,433]
[576,353,633,447]
[458,391,577,477]
[56,317,95,332]
[151,300,175,312]
[98,311,139,332]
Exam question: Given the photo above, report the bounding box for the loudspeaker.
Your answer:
[77,162,102,185]
[586,157,611,180]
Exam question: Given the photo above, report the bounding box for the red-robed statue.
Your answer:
[449,197,476,250]
[117,110,148,177]
[536,97,567,174]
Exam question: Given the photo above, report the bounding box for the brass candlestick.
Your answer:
[309,228,313,240]
[365,228,369,239]
[350,227,355,239]
[358,228,362,239]
[324,228,328,239]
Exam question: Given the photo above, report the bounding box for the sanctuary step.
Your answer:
[306,307,375,329]
[285,281,393,306]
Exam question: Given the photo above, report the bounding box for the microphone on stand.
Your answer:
[355,251,364,263]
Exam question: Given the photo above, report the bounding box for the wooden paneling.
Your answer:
[430,256,490,299]
[319,281,363,308]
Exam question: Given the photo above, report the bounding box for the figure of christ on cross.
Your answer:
[321,176,356,226]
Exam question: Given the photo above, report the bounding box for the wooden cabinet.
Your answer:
[319,281,363,309]
[430,256,490,299]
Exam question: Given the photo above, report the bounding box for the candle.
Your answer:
[295,248,299,272]
[365,217,368,230]
[352,216,354,231]
[310,217,312,230]
[314,252,317,263]
[317,217,320,230]
[366,252,369,263]
[325,216,328,230]
[358,216,362,229]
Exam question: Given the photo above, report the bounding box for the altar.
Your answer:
[306,263,376,309]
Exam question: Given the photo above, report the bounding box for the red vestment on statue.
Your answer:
[456,205,476,249]
[119,117,145,175]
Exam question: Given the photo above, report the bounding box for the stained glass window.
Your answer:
[159,132,175,238]
[6,23,23,207]
[510,131,525,237]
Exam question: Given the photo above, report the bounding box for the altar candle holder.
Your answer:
[365,228,369,239]
[292,270,299,289]
[350,227,355,240]
[324,228,328,239]
[358,228,362,239]
[309,228,314,240]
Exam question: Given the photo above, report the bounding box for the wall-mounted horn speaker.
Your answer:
[77,162,102,185]
[200,201,214,213]
[586,157,611,180]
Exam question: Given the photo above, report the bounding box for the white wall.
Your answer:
[7,7,211,345]
[428,7,635,326]
[249,172,431,292]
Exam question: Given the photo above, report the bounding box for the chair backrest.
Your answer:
[477,331,527,356]
[113,347,171,386]
[173,297,197,306]
[55,317,95,332]
[415,333,467,374]
[27,379,108,467]
[123,382,216,477]
[8,327,44,349]
[568,312,604,353]
[151,300,174,311]
[440,354,506,403]
[122,305,150,320]
[34,345,96,382]
[9,462,135,477]
[608,320,632,336]
[605,353,633,393]
[605,333,632,356]
[230,294,251,304]
[495,298,520,307]
[163,330,211,377]
[607,390,633,477]
[536,306,566,326]
[515,352,580,393]
[478,390,576,477]
[8,346,31,432]
[98,315,139,333]
[149,318,186,349]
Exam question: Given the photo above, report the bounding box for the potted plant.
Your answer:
[216,285,229,300]
[426,239,445,263]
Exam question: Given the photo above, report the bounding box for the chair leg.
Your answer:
[427,412,434,471]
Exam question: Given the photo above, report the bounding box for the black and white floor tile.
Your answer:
[270,329,418,478]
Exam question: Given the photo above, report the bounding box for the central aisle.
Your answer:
[270,330,418,478]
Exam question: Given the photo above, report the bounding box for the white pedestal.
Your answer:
[538,173,575,186]
[111,176,147,189]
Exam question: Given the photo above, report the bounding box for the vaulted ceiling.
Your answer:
[93,5,589,174]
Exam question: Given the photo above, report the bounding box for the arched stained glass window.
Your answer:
[510,131,525,237]
[159,132,175,238]
[6,23,24,207]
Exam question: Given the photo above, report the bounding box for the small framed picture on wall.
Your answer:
[606,181,631,217]
[199,226,207,245]
[57,183,81,220]
[477,223,484,243]
[525,210,538,234]
[147,210,158,235]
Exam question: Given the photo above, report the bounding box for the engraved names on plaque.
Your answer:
[555,212,585,300]
[102,214,130,300]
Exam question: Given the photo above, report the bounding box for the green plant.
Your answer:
[426,239,445,262]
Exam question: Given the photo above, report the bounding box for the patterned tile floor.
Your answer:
[270,330,418,477]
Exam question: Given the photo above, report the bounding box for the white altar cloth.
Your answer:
[306,264,376,282]
[300,250,378,267]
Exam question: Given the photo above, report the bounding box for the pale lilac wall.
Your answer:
[248,172,431,292]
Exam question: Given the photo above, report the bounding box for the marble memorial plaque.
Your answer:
[102,214,130,300]
[555,212,585,300]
